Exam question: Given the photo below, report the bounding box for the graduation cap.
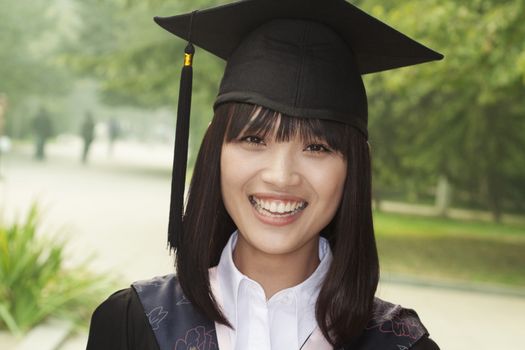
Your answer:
[154,0,443,249]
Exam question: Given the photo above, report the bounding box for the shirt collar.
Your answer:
[216,232,245,326]
[216,230,333,328]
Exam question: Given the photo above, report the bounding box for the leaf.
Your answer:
[0,203,117,334]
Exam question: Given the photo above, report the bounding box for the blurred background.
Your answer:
[0,0,524,349]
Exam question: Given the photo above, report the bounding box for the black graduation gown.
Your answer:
[87,286,440,350]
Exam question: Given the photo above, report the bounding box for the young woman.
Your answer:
[87,0,443,349]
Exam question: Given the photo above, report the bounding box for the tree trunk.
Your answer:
[435,175,451,217]
[486,172,502,223]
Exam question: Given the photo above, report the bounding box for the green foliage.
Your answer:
[66,0,229,166]
[0,0,75,137]
[361,0,525,217]
[0,205,114,335]
[67,0,227,108]
[0,0,64,98]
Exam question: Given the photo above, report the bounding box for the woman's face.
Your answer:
[220,117,347,258]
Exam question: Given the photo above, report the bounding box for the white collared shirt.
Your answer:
[214,232,333,350]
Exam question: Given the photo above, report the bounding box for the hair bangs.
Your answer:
[224,103,349,156]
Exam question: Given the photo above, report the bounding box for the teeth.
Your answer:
[250,196,307,216]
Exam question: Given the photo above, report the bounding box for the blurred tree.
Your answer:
[67,0,229,167]
[0,0,73,137]
[360,0,525,219]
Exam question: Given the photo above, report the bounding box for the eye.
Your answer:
[304,143,332,153]
[240,135,265,146]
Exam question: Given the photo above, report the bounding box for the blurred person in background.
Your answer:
[0,94,8,176]
[107,117,120,156]
[81,110,96,163]
[32,107,54,161]
[0,94,6,131]
[86,0,443,349]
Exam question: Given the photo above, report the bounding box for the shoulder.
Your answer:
[367,298,428,339]
[131,274,193,320]
[89,288,137,327]
[412,336,440,350]
[131,274,218,348]
[87,288,158,350]
[348,298,439,349]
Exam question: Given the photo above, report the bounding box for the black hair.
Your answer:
[177,102,379,347]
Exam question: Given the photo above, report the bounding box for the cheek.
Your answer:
[220,145,258,206]
[220,146,239,202]
[306,158,347,206]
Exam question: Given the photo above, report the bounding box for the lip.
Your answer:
[248,193,308,227]
[250,192,307,203]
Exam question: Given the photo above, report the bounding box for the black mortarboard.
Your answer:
[155,0,443,249]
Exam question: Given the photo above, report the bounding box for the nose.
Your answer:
[260,145,301,189]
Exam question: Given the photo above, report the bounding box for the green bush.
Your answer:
[0,204,114,335]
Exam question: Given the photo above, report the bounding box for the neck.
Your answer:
[232,235,320,299]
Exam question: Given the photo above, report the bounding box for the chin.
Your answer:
[238,224,317,256]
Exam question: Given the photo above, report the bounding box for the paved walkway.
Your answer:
[1,138,524,350]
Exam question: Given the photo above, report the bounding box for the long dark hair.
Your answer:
[177,102,379,347]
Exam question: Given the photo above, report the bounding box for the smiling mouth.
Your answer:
[248,195,308,218]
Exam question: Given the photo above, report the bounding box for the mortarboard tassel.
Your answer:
[168,12,197,250]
